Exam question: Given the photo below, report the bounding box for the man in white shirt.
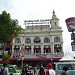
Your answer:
[47,63,56,75]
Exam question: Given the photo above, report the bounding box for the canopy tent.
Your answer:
[59,52,75,61]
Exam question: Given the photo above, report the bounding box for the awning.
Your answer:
[24,58,60,61]
[10,57,61,61]
[24,58,61,61]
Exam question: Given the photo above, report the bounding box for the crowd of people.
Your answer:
[0,63,69,75]
[21,63,69,75]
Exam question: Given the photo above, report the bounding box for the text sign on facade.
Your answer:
[65,17,75,32]
[25,19,50,25]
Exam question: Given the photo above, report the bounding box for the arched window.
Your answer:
[15,38,21,44]
[54,37,60,42]
[34,37,41,43]
[25,38,31,44]
[44,37,50,43]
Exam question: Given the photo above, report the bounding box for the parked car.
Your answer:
[0,64,21,75]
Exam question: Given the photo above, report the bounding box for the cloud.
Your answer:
[0,0,14,12]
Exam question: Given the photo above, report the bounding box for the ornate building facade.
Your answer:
[10,11,63,65]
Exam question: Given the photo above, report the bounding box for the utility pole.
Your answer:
[20,44,24,70]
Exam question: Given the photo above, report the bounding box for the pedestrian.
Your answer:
[46,63,57,75]
[61,66,69,75]
[36,66,39,75]
[25,64,29,70]
[33,66,36,75]
[38,66,45,75]
[21,68,26,75]
[1,63,9,75]
[21,66,28,75]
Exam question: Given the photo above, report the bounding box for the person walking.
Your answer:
[36,66,39,75]
[21,64,31,75]
[21,67,27,75]
[33,66,36,75]
[1,63,9,75]
[61,66,69,75]
[38,66,45,75]
[46,63,57,75]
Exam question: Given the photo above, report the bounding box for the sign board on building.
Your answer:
[25,19,50,25]
[65,17,75,32]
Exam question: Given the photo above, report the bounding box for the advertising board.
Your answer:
[65,17,75,32]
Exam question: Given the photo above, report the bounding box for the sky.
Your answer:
[0,0,75,56]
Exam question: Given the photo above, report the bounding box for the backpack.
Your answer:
[61,71,66,75]
[0,67,5,75]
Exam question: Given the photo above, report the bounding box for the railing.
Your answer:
[12,52,64,59]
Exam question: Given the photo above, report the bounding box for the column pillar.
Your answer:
[31,44,34,54]
[41,43,44,54]
[51,43,54,53]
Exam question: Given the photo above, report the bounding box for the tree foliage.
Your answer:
[0,10,22,43]
[2,53,11,61]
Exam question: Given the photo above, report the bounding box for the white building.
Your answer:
[11,11,63,65]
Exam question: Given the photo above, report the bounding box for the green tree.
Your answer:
[0,10,22,60]
[2,53,11,62]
